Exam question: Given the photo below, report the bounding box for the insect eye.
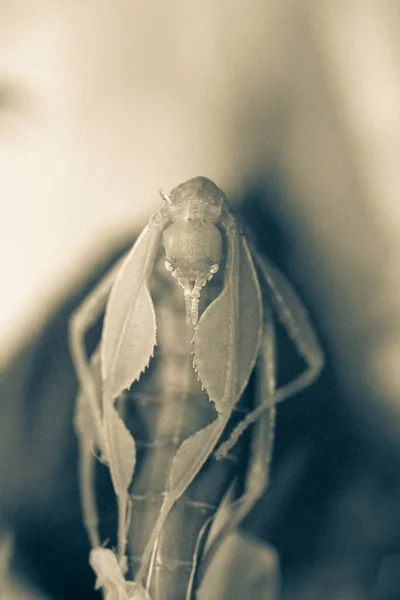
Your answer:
[210,263,219,274]
[165,260,174,272]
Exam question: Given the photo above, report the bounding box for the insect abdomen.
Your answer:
[119,260,250,599]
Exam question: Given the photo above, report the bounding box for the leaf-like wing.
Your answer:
[193,232,262,413]
[169,414,230,497]
[100,221,162,561]
[103,402,136,500]
[101,224,161,400]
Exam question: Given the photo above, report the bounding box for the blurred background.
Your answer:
[1,1,400,599]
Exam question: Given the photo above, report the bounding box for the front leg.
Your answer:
[74,348,102,548]
[253,248,324,400]
[69,254,127,456]
[69,255,127,547]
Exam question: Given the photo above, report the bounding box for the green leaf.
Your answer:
[101,225,161,401]
[193,234,262,413]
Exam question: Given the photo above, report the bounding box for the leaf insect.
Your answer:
[69,176,324,599]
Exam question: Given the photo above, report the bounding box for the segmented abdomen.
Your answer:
[119,260,251,600]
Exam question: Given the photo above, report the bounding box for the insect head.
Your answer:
[161,177,226,325]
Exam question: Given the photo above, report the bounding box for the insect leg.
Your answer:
[69,254,128,456]
[69,254,128,547]
[216,242,324,456]
[229,304,277,510]
[252,247,325,401]
[74,347,103,548]
[78,426,100,548]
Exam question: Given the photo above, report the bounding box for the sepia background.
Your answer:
[1,1,400,599]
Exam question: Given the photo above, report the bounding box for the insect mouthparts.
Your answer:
[179,278,204,326]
